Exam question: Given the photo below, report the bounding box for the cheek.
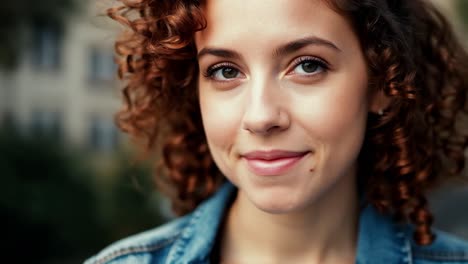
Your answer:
[295,75,369,163]
[316,67,368,135]
[199,88,241,154]
[317,92,367,137]
[199,87,245,181]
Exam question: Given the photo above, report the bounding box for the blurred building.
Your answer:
[0,2,122,153]
[0,0,465,153]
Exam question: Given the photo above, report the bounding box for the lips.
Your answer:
[242,150,309,176]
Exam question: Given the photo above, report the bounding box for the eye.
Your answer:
[288,57,329,76]
[203,62,243,81]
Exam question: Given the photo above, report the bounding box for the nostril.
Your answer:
[266,125,281,133]
[244,124,283,135]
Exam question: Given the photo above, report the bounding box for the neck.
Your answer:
[220,172,359,264]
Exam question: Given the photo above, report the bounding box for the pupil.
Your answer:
[222,68,238,78]
[302,62,318,73]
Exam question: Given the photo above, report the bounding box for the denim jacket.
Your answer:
[85,182,468,264]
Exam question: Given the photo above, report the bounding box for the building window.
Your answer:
[30,110,62,139]
[88,47,117,83]
[1,111,15,130]
[31,24,62,70]
[88,116,119,152]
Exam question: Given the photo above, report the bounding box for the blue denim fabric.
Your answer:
[85,182,468,264]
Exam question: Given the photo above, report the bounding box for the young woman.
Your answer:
[86,0,468,263]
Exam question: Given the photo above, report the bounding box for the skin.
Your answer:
[195,0,386,263]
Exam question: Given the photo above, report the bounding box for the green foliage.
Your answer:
[0,127,167,263]
[0,128,105,262]
[457,0,468,29]
[105,156,167,241]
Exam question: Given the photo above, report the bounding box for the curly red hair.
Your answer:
[108,0,468,245]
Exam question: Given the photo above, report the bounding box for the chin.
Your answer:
[255,201,304,215]
[249,191,304,214]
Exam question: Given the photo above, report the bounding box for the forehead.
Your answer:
[195,0,356,52]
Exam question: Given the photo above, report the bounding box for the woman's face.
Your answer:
[196,0,373,213]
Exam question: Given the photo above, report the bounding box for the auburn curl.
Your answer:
[108,0,468,246]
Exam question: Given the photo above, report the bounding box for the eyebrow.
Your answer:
[273,36,341,57]
[197,36,341,60]
[197,47,242,60]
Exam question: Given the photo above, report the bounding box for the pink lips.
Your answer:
[242,150,309,176]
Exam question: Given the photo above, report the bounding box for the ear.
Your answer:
[369,89,391,114]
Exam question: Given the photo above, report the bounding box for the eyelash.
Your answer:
[202,56,330,81]
[202,62,239,79]
[289,56,329,76]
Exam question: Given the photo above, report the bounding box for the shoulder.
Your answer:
[84,215,190,264]
[412,229,468,264]
[357,204,468,264]
[83,182,237,264]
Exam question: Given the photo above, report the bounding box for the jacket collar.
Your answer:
[166,182,235,263]
[356,205,412,264]
[166,181,412,264]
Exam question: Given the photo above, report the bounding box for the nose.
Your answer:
[241,78,290,135]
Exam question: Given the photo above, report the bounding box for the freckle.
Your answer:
[309,168,314,172]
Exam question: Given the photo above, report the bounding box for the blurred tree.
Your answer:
[105,156,168,242]
[0,126,107,263]
[0,124,168,263]
[0,0,80,69]
[457,0,468,29]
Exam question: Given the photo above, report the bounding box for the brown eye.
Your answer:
[288,56,329,77]
[221,67,239,79]
[204,64,242,81]
[301,61,319,73]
